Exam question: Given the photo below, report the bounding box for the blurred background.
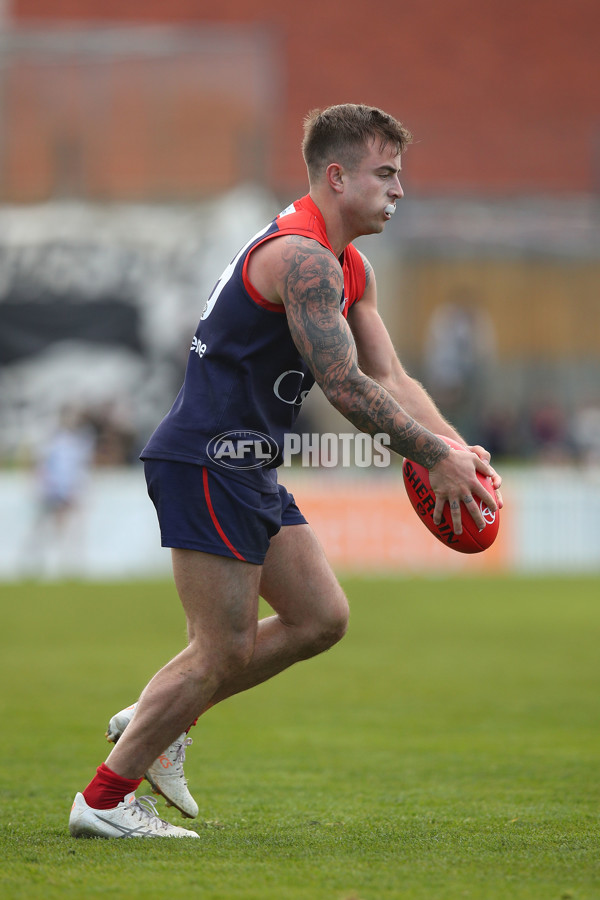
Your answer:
[0,0,599,579]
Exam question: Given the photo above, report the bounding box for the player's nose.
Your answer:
[390,176,403,199]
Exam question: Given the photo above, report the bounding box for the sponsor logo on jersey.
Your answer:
[207,430,279,469]
[191,336,207,358]
[273,369,310,406]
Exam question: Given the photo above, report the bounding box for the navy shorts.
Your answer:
[144,460,307,565]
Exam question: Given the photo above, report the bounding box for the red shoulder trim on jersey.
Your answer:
[242,228,333,314]
[242,193,365,315]
[242,254,286,313]
[342,244,367,313]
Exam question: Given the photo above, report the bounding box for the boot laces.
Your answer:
[174,736,193,764]
[132,795,172,831]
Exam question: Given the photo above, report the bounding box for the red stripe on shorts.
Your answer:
[201,467,247,562]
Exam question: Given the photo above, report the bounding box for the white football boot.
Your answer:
[69,791,199,838]
[106,703,199,819]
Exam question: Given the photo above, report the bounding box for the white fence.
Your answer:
[1,465,599,581]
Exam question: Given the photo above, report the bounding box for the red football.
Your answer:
[402,437,499,553]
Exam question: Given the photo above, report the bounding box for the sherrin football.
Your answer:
[402,437,499,553]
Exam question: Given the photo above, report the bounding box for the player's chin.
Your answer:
[361,215,387,236]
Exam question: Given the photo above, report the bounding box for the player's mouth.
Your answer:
[384,203,396,220]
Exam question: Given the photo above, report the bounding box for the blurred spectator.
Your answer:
[24,407,95,578]
[572,404,600,465]
[529,400,572,463]
[86,401,137,466]
[423,288,497,442]
[480,405,526,460]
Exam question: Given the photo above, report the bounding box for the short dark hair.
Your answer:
[302,103,412,180]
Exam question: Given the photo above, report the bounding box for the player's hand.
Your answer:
[429,447,498,535]
[467,444,504,509]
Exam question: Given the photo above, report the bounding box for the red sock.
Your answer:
[82,763,143,810]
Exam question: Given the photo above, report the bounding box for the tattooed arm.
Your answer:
[247,233,498,531]
[279,236,448,469]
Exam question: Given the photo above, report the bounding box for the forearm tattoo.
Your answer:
[281,237,449,469]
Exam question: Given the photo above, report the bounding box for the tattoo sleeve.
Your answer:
[280,236,449,469]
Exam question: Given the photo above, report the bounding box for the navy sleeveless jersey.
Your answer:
[141,194,366,489]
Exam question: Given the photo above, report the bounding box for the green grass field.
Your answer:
[0,575,598,899]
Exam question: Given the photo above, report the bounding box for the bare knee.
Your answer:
[298,593,349,659]
[185,629,256,690]
[320,598,350,649]
[220,632,256,677]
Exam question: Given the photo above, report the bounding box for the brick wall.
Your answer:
[6,0,600,196]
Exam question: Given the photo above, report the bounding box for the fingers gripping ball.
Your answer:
[402,437,500,553]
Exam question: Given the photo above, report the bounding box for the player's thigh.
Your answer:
[259,524,349,631]
[172,548,262,656]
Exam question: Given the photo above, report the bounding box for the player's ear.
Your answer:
[326,163,345,193]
